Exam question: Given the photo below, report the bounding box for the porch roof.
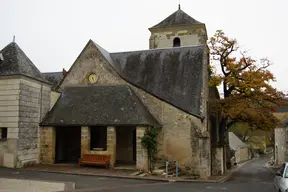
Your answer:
[40,85,161,127]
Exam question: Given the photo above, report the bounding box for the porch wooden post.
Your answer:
[107,127,116,167]
[136,126,149,171]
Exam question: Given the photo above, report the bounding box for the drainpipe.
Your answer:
[40,85,43,121]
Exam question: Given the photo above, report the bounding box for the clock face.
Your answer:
[88,73,98,83]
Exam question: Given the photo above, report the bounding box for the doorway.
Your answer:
[55,127,81,164]
[116,127,136,167]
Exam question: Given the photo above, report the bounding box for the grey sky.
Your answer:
[1,0,287,92]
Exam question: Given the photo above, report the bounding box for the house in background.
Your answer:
[229,132,250,164]
[274,100,288,166]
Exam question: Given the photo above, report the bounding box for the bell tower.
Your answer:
[149,5,207,49]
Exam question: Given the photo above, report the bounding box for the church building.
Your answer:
[0,6,223,179]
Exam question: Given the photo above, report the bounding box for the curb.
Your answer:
[22,160,253,184]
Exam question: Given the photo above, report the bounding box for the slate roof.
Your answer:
[229,132,248,151]
[107,44,206,118]
[149,7,203,30]
[42,72,63,89]
[0,42,47,83]
[283,118,288,126]
[275,98,288,112]
[40,85,161,127]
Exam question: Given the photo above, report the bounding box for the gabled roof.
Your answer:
[40,85,161,127]
[0,42,47,83]
[109,44,206,118]
[57,40,207,119]
[149,6,203,30]
[229,132,248,151]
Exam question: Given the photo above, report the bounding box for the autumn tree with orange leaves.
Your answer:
[208,30,287,145]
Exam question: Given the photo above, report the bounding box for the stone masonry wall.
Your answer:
[149,25,207,49]
[81,126,90,156]
[136,126,148,171]
[107,127,116,167]
[40,126,55,164]
[18,77,51,167]
[0,77,20,168]
[59,41,210,177]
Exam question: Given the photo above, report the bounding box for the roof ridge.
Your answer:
[13,43,21,74]
[149,8,204,29]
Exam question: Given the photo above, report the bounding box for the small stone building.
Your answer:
[228,132,250,164]
[39,6,224,179]
[0,42,51,168]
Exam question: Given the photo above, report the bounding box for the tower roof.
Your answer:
[0,42,47,83]
[149,6,203,30]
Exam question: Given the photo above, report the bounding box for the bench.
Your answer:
[78,154,110,168]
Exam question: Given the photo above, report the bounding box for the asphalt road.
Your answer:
[0,157,276,192]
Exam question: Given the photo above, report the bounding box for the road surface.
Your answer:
[0,157,275,192]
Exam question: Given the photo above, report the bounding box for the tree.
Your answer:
[208,30,287,145]
[141,127,159,171]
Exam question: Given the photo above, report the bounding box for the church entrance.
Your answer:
[115,127,137,168]
[55,126,81,164]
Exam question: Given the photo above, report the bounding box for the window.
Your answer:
[90,127,107,151]
[173,37,181,47]
[0,128,7,140]
[279,163,286,175]
[282,163,288,178]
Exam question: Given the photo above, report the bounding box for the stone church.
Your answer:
[0,6,223,179]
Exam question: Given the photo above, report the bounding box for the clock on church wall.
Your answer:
[88,73,98,84]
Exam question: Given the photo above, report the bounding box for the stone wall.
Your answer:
[50,91,61,110]
[107,127,116,167]
[149,25,207,49]
[0,77,20,168]
[136,126,148,171]
[81,126,90,156]
[274,127,288,166]
[59,41,210,177]
[39,126,55,164]
[17,77,51,167]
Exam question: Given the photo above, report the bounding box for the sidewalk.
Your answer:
[22,161,250,183]
[0,178,74,192]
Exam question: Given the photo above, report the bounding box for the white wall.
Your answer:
[0,77,20,167]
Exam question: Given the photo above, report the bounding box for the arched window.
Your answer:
[173,37,181,47]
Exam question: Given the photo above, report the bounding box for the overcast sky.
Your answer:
[0,0,287,92]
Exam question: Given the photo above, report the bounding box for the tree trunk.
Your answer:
[219,118,227,146]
